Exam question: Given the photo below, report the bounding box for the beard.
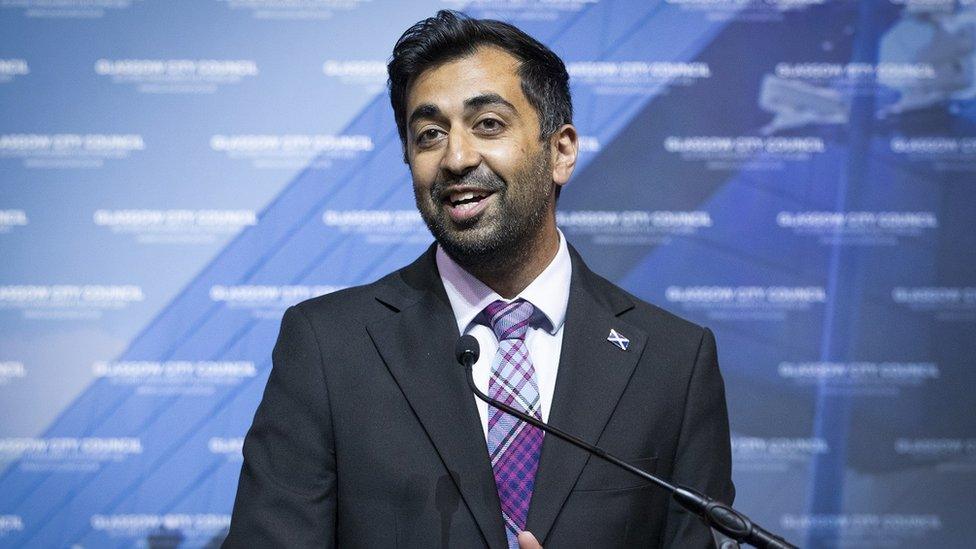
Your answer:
[414,149,553,274]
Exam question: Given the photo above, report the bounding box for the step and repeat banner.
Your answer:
[2,0,974,547]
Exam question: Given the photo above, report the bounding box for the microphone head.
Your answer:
[455,334,480,366]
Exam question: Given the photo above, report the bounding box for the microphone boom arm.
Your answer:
[457,342,797,549]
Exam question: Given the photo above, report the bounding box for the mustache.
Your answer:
[430,168,506,202]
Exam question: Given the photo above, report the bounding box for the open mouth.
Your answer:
[441,188,495,221]
[446,190,491,210]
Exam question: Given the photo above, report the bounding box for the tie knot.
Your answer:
[484,299,534,341]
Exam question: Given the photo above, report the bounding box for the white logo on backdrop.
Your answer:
[89,514,230,540]
[441,0,598,22]
[0,59,28,83]
[208,437,245,461]
[569,61,711,96]
[777,211,938,246]
[210,285,345,319]
[663,0,823,23]
[895,438,976,470]
[2,0,141,19]
[0,515,24,535]
[93,209,257,245]
[780,514,943,544]
[0,285,145,320]
[665,286,826,320]
[0,361,26,385]
[211,134,373,170]
[733,436,828,472]
[891,287,976,321]
[322,210,430,245]
[322,60,387,91]
[558,210,712,246]
[0,210,27,233]
[93,360,257,397]
[95,58,258,94]
[0,437,142,472]
[217,0,372,20]
[0,134,144,169]
[778,361,940,396]
[664,135,825,171]
[889,137,976,172]
[577,135,601,153]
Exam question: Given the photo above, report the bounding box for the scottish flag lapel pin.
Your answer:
[607,328,629,351]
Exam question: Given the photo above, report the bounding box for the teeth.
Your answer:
[448,190,488,206]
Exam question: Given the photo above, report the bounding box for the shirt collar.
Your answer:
[436,229,572,336]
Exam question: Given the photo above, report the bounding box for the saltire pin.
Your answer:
[607,328,629,350]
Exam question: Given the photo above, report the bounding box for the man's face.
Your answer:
[404,46,555,265]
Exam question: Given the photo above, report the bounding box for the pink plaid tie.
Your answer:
[484,299,544,549]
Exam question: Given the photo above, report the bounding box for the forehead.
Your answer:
[405,46,530,116]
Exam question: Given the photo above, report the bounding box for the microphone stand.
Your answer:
[457,343,797,549]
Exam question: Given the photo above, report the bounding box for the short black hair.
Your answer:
[388,10,573,162]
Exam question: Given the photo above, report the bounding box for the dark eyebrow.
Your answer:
[408,93,518,130]
[408,104,441,129]
[463,93,517,113]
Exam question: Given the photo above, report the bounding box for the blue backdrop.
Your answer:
[1,1,975,547]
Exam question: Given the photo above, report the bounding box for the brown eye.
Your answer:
[477,118,504,133]
[416,128,444,146]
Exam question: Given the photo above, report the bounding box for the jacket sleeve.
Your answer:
[661,327,735,548]
[223,305,337,548]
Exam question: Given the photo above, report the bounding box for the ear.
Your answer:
[549,124,578,188]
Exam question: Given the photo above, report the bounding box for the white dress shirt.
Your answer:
[436,229,572,439]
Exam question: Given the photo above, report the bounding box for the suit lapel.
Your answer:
[365,248,508,549]
[525,249,648,543]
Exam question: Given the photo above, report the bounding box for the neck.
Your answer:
[462,223,560,299]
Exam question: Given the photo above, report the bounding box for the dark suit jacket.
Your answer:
[224,244,734,548]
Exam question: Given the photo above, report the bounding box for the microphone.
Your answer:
[454,334,796,549]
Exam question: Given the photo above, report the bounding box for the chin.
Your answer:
[438,225,520,267]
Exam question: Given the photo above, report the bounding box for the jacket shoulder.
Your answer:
[585,266,708,345]
[287,268,406,327]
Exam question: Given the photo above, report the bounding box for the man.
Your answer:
[225,10,733,548]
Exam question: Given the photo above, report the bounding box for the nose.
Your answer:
[439,130,481,177]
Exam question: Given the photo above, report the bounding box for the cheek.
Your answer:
[411,179,434,201]
[480,147,523,181]
[409,163,437,190]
